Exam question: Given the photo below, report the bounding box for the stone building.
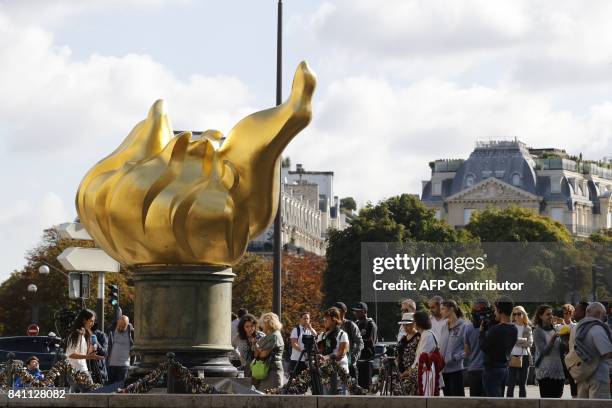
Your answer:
[421,140,612,237]
[249,163,348,255]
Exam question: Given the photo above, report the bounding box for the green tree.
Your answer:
[323,194,471,340]
[586,229,612,300]
[0,228,134,337]
[466,206,572,243]
[466,206,575,305]
[340,197,357,212]
[590,228,612,242]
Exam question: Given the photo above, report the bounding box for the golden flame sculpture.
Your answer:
[76,62,316,267]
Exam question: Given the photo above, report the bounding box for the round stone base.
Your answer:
[131,265,238,379]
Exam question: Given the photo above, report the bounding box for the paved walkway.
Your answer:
[468,384,573,399]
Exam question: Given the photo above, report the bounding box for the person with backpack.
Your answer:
[288,312,317,376]
[106,315,134,386]
[333,301,364,380]
[352,302,378,390]
[567,302,612,399]
[317,307,350,394]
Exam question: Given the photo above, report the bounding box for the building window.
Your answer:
[465,174,475,187]
[512,173,521,186]
[432,182,442,196]
[434,209,442,220]
[551,208,564,223]
[464,208,475,225]
[551,177,561,194]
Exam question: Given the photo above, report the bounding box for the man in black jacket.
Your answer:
[352,302,378,389]
[106,315,134,385]
[480,297,518,397]
[333,302,364,380]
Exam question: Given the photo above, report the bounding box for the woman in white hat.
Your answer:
[396,312,420,395]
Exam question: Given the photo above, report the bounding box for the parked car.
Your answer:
[0,336,63,370]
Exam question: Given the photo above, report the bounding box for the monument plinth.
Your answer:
[131,265,236,377]
[74,62,316,377]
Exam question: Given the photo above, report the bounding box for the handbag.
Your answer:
[250,359,270,380]
[509,355,523,368]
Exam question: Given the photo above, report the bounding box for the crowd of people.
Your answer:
[13,308,136,392]
[10,298,610,399]
[64,309,135,392]
[232,297,612,399]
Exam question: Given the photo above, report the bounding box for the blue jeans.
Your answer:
[483,367,508,397]
[107,366,129,385]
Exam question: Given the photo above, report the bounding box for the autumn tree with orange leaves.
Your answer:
[232,251,326,335]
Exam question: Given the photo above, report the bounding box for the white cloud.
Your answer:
[0,4,255,280]
[291,0,612,90]
[286,76,612,206]
[2,0,612,282]
[0,0,189,26]
[0,193,68,280]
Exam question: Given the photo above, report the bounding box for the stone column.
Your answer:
[131,265,237,378]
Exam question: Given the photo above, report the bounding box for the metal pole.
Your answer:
[79,272,84,309]
[97,272,105,331]
[272,0,283,319]
[32,303,39,325]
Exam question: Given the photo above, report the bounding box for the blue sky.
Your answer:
[1,0,612,281]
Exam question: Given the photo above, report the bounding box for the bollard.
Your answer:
[6,352,15,388]
[58,353,68,388]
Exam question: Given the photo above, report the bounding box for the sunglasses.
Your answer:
[513,312,523,316]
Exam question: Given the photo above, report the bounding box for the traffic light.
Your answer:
[108,284,119,307]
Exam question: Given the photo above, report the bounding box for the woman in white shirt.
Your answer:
[506,305,533,398]
[65,309,105,393]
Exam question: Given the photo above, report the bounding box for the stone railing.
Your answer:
[0,394,609,407]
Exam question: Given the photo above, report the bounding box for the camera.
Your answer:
[472,305,496,330]
[301,334,315,352]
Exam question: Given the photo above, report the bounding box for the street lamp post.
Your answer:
[272,0,283,320]
[27,284,38,324]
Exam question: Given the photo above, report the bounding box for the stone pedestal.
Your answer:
[131,265,237,378]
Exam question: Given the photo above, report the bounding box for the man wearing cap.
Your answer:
[333,302,364,380]
[352,301,378,389]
